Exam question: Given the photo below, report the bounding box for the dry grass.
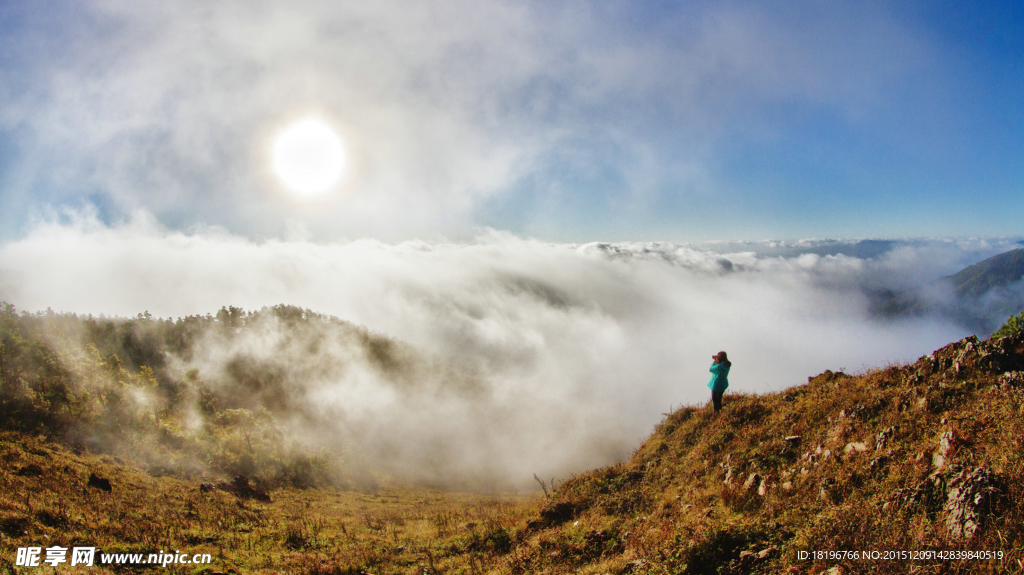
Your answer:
[3,332,1024,574]
[0,432,539,574]
[505,334,1024,574]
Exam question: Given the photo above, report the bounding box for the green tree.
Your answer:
[992,309,1024,339]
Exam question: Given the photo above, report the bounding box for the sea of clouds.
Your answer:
[0,216,1020,487]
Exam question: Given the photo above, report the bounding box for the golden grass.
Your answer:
[0,432,539,574]
[505,336,1024,574]
[4,333,1024,574]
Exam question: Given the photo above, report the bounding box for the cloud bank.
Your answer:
[1,217,1019,486]
[0,0,940,240]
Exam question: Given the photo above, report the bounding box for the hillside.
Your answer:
[3,304,1024,574]
[507,332,1024,574]
[0,302,502,490]
[870,247,1024,335]
[946,248,1024,299]
[0,430,537,574]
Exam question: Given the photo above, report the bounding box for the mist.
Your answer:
[0,216,1020,487]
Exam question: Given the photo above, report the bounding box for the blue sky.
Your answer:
[0,0,1022,242]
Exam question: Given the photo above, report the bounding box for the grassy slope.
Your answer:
[0,432,538,574]
[3,332,1024,574]
[509,333,1024,575]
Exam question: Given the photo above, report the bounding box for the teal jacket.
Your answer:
[707,362,730,394]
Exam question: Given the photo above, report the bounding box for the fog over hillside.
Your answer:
[0,216,1020,486]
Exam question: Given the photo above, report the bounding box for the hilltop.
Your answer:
[505,331,1024,574]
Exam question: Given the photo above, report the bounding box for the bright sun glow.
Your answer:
[272,117,347,195]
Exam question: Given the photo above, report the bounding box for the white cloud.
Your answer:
[1,216,1016,486]
[1,0,934,239]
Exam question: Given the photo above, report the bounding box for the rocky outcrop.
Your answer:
[874,426,897,451]
[944,466,1002,541]
[925,333,1024,380]
[887,465,1003,541]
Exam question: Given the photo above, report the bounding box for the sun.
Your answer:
[272,117,348,195]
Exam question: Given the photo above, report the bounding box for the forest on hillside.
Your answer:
[0,303,431,489]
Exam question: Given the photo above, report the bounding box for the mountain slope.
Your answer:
[0,430,537,574]
[0,302,459,489]
[509,333,1024,574]
[946,248,1024,299]
[870,248,1024,335]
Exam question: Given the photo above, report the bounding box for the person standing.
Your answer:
[707,351,731,413]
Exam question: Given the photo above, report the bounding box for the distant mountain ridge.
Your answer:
[945,248,1024,298]
[869,247,1024,335]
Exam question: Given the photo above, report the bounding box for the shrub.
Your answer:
[666,524,762,575]
[992,309,1024,339]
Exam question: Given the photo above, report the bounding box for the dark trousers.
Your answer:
[711,391,723,413]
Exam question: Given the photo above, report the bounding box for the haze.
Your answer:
[1,1,1022,485]
[2,217,1020,485]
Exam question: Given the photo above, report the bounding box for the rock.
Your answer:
[738,546,774,563]
[875,426,897,451]
[87,473,112,492]
[869,456,889,474]
[624,560,649,573]
[199,482,215,493]
[844,442,868,454]
[933,431,956,470]
[742,473,762,493]
[889,473,945,512]
[784,435,801,443]
[945,467,1001,540]
[781,481,793,491]
[999,371,1023,388]
[818,477,836,500]
[721,454,734,485]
